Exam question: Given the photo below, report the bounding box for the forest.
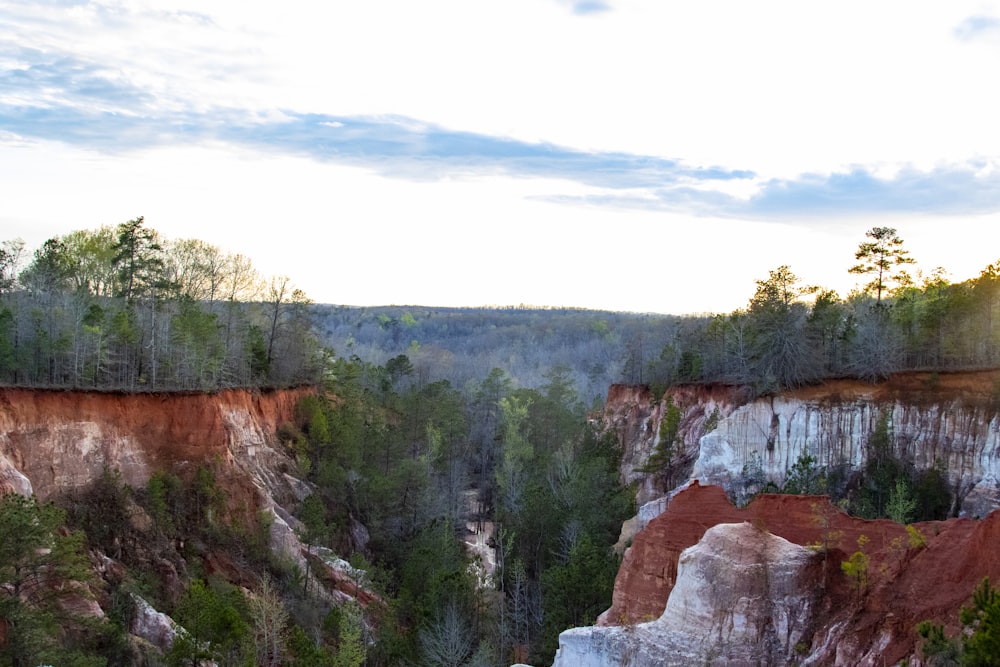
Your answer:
[1,221,999,665]
[319,228,1000,400]
[0,217,323,390]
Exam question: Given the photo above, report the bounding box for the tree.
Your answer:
[19,238,73,295]
[62,227,118,297]
[841,534,870,594]
[747,266,821,388]
[297,493,329,595]
[0,493,97,667]
[168,578,251,667]
[0,238,25,294]
[782,453,826,495]
[885,478,917,524]
[248,576,288,667]
[919,577,1000,666]
[111,216,166,301]
[165,238,227,302]
[419,600,475,667]
[849,226,915,303]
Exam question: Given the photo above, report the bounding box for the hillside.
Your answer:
[0,386,384,664]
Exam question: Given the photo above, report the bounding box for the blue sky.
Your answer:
[2,0,999,313]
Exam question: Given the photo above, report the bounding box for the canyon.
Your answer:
[3,370,1000,664]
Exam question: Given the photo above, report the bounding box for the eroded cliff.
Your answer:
[605,370,1000,526]
[572,372,1000,666]
[0,386,311,499]
[560,482,1000,666]
[0,385,382,658]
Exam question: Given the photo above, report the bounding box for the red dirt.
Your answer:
[602,481,1000,662]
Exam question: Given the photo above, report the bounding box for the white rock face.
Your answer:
[690,397,1000,516]
[553,522,818,667]
[130,595,182,652]
[0,450,32,496]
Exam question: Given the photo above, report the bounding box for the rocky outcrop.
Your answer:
[604,371,1000,523]
[130,594,182,653]
[604,383,742,508]
[555,521,821,666]
[601,483,899,628]
[565,482,1000,665]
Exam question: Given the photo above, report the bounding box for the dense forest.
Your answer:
[0,340,631,666]
[314,305,680,407]
[644,228,1000,392]
[7,221,994,401]
[0,217,323,390]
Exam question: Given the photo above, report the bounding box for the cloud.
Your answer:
[0,48,154,111]
[2,11,999,222]
[739,165,1000,217]
[0,54,753,189]
[547,163,1000,218]
[4,73,998,220]
[571,1,613,15]
[954,15,1000,42]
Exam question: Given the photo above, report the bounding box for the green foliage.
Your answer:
[906,524,927,550]
[841,535,870,592]
[638,396,681,478]
[886,478,918,524]
[65,468,135,559]
[539,534,619,658]
[851,412,908,519]
[0,221,321,390]
[168,577,252,666]
[145,470,182,536]
[960,578,1000,665]
[782,453,827,495]
[913,462,954,521]
[917,620,960,665]
[919,578,1000,666]
[0,493,106,667]
[849,226,915,303]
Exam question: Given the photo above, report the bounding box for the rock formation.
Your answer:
[0,386,312,500]
[560,482,1000,665]
[603,370,1000,527]
[555,520,821,666]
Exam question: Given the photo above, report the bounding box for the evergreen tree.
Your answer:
[849,226,915,303]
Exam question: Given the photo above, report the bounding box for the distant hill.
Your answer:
[312,305,694,403]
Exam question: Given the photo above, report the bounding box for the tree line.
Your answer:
[0,218,323,390]
[642,227,1000,392]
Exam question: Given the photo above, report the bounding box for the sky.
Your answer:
[2,1,999,315]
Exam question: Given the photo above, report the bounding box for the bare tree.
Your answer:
[248,576,288,667]
[420,600,476,667]
[0,238,25,294]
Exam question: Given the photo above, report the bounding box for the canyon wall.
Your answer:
[566,371,1000,666]
[605,370,1000,524]
[0,386,312,500]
